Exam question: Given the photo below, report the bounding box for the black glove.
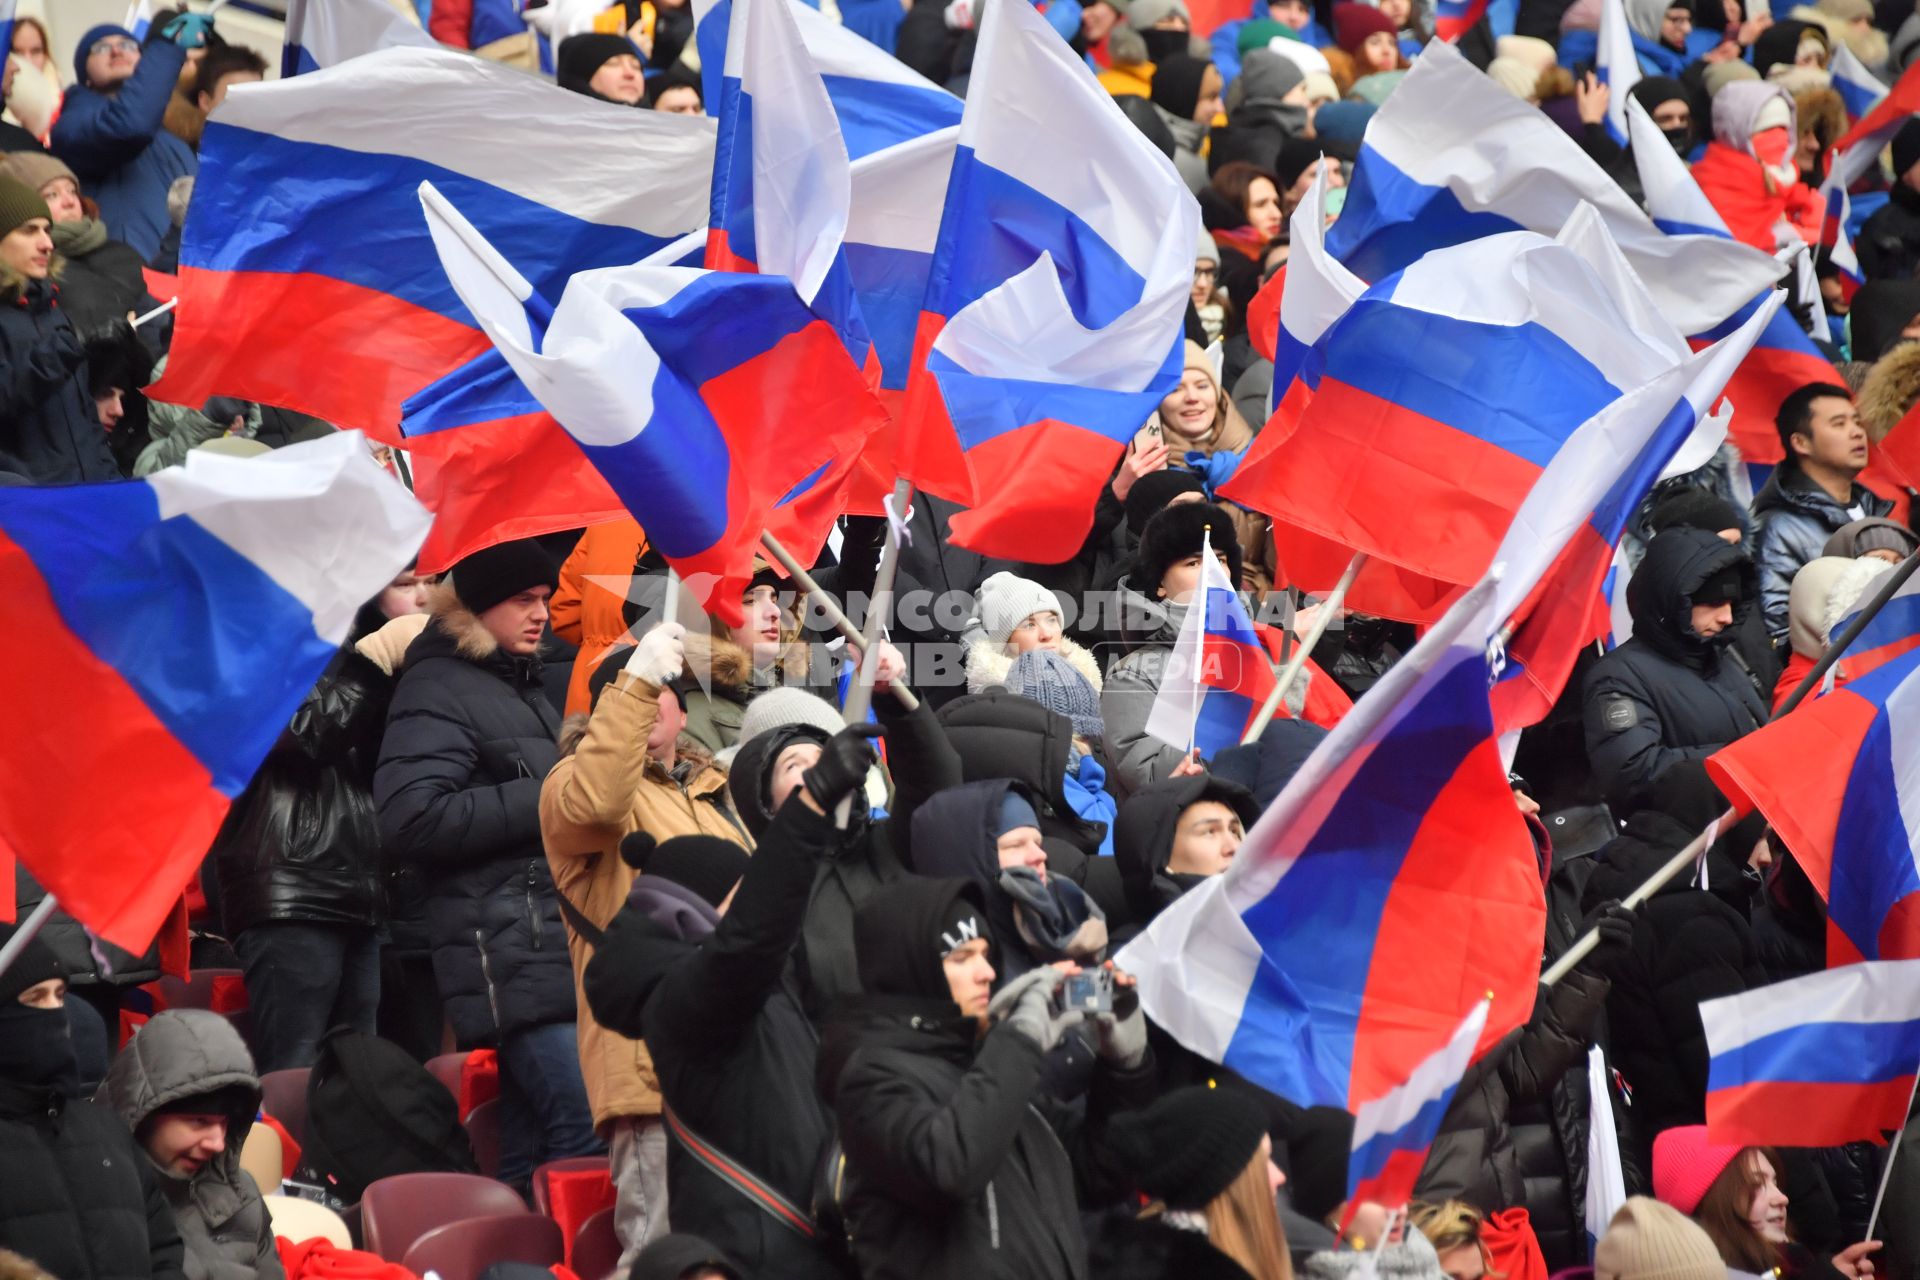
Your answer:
[74,317,135,352]
[1576,900,1636,980]
[801,724,883,810]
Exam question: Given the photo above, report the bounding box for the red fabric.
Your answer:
[256,1112,304,1180]
[1873,399,1920,494]
[460,1049,500,1121]
[142,269,179,303]
[1247,265,1285,364]
[209,974,249,1014]
[1689,143,1821,251]
[1859,445,1914,526]
[545,1169,615,1266]
[1479,1208,1548,1280]
[427,0,477,47]
[1253,622,1354,728]
[118,1008,149,1049]
[278,1237,418,1280]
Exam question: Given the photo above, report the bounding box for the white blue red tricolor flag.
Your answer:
[1143,527,1279,756]
[1345,998,1490,1217]
[281,0,438,77]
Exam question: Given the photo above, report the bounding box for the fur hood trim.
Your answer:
[1858,342,1920,441]
[964,635,1105,695]
[427,577,505,662]
[685,631,752,692]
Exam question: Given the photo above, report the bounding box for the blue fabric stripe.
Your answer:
[1312,298,1621,469]
[712,74,759,268]
[1586,396,1697,543]
[1221,647,1494,1106]
[1202,584,1264,649]
[186,123,679,327]
[576,366,734,560]
[1837,78,1881,122]
[401,348,541,436]
[1652,216,1723,238]
[1347,1088,1457,1191]
[1829,658,1920,959]
[925,333,1182,450]
[846,240,934,390]
[1846,594,1920,659]
[623,270,819,389]
[0,483,334,797]
[1709,1016,1920,1088]
[1323,143,1526,284]
[1193,689,1255,758]
[821,74,964,162]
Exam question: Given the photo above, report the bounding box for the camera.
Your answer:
[1058,967,1113,1014]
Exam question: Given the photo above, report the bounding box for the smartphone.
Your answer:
[1133,417,1164,451]
[1059,968,1114,1014]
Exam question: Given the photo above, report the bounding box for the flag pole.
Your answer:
[1242,552,1368,744]
[835,478,913,829]
[0,894,61,983]
[1865,1069,1920,1241]
[661,565,681,631]
[760,531,918,711]
[1776,548,1920,718]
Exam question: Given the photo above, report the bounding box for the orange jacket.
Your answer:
[551,520,647,717]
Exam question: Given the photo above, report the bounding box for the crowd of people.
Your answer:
[5,0,1920,1278]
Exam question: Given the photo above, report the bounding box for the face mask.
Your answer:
[1663,125,1691,156]
[1140,27,1190,61]
[1751,126,1792,168]
[0,1005,81,1096]
[1324,185,1348,216]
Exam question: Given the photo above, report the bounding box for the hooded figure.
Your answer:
[1150,54,1220,193]
[1859,120,1920,284]
[1628,76,1696,155]
[1847,278,1920,365]
[105,1012,282,1280]
[1111,773,1261,926]
[938,689,1118,876]
[1581,528,1769,815]
[1752,16,1830,76]
[1688,81,1822,250]
[0,924,187,1280]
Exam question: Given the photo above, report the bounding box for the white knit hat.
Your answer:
[974,572,1064,648]
[1594,1198,1725,1280]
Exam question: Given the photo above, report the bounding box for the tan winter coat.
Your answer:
[540,672,750,1129]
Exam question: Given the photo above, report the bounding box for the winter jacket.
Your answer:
[13,868,158,992]
[1087,1214,1256,1280]
[1580,812,1758,1173]
[1688,139,1822,252]
[0,1079,187,1280]
[54,231,153,339]
[51,41,196,262]
[374,596,576,1047]
[211,650,391,937]
[584,799,851,1280]
[1582,529,1769,815]
[0,274,119,483]
[675,635,754,755]
[105,1012,283,1280]
[1751,466,1894,642]
[963,635,1104,698]
[937,691,1114,864]
[1858,177,1920,285]
[540,669,748,1129]
[550,521,648,717]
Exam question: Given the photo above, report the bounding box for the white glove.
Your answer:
[624,622,686,685]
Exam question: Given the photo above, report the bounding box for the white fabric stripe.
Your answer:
[847,128,958,255]
[1832,43,1889,111]
[1283,168,1365,348]
[1113,873,1266,1064]
[1596,0,1639,147]
[297,0,435,68]
[1352,1000,1489,1146]
[1629,98,1729,236]
[1699,960,1920,1054]
[1144,533,1232,752]
[217,48,714,235]
[1585,1047,1628,1237]
[1883,658,1920,884]
[692,0,958,93]
[147,433,431,645]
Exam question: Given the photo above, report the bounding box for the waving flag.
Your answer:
[1595,0,1639,146]
[1432,0,1488,41]
[282,0,438,77]
[848,127,959,396]
[1143,529,1280,755]
[1821,181,1866,306]
[1585,1047,1628,1257]
[898,0,1198,560]
[150,48,713,442]
[1827,59,1920,196]
[1831,42,1889,124]
[1326,42,1780,336]
[421,184,885,623]
[1346,998,1490,1216]
[125,0,156,40]
[0,435,429,952]
[694,0,961,160]
[1824,562,1920,680]
[1701,960,1920,1147]
[1708,648,1920,966]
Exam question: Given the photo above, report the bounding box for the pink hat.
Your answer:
[1652,1126,1744,1215]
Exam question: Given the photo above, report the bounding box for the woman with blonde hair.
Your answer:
[1095,1084,1294,1279]
[1408,1201,1489,1280]
[1152,340,1277,597]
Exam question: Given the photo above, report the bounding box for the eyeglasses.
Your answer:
[90,37,140,57]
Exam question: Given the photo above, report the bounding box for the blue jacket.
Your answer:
[1211,0,1333,85]
[1556,26,1690,76]
[52,39,196,262]
[1061,751,1116,857]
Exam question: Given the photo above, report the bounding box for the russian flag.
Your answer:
[693,0,961,161]
[281,0,439,77]
[421,183,887,624]
[125,0,155,40]
[1707,648,1920,966]
[1831,42,1889,124]
[1431,0,1489,41]
[1821,181,1866,306]
[896,0,1199,562]
[1595,0,1639,147]
[1701,960,1920,1147]
[1143,532,1279,756]
[1585,1047,1628,1258]
[1826,58,1920,198]
[1346,998,1490,1215]
[0,434,430,952]
[148,48,713,443]
[1325,42,1782,337]
[1826,563,1920,680]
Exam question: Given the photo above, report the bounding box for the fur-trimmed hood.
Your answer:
[964,635,1104,695]
[423,577,511,663]
[1858,341,1920,441]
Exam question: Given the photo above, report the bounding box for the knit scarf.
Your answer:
[997,866,1108,962]
[50,218,108,258]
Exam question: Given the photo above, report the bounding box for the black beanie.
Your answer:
[1894,117,1920,181]
[1125,469,1209,537]
[1108,1085,1270,1210]
[556,32,643,97]
[0,923,63,1005]
[1133,499,1244,596]
[1649,487,1744,539]
[728,723,831,837]
[1694,568,1743,607]
[631,1234,740,1280]
[623,832,752,909]
[153,1083,258,1122]
[450,539,558,616]
[855,878,988,1002]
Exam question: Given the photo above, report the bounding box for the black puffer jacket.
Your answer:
[0,1078,187,1280]
[374,602,574,1047]
[1580,812,1759,1174]
[14,869,158,991]
[212,649,391,936]
[1582,529,1768,815]
[1087,1214,1255,1280]
[1859,182,1920,291]
[584,799,850,1280]
[937,692,1110,864]
[0,276,118,483]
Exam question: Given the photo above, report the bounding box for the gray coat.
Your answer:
[105,1011,283,1280]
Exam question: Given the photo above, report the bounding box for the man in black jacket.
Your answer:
[374,540,599,1188]
[0,922,186,1280]
[584,726,881,1280]
[1582,528,1770,816]
[1858,119,1920,285]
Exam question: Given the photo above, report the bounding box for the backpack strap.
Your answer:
[555,888,605,949]
[663,1102,818,1240]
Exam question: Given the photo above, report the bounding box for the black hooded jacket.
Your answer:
[1581,529,1769,815]
[0,277,119,483]
[584,800,849,1280]
[1858,196,1920,301]
[1110,774,1261,932]
[817,878,1154,1280]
